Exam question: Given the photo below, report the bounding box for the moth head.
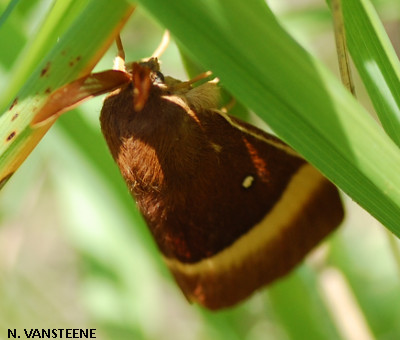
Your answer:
[126,57,165,86]
[127,57,219,113]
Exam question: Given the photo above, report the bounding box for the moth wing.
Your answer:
[98,80,344,310]
[162,110,344,310]
[31,70,131,127]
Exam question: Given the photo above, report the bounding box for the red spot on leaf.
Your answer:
[41,62,51,77]
[6,131,16,141]
[69,56,82,67]
[9,97,18,110]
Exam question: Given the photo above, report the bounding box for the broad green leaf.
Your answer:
[135,0,400,237]
[338,0,400,146]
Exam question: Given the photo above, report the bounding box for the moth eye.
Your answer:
[154,71,165,84]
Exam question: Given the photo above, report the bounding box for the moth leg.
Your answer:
[220,97,236,113]
[169,71,213,93]
[188,72,214,85]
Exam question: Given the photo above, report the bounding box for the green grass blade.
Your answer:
[330,0,400,146]
[1,0,92,108]
[0,0,21,27]
[268,267,343,340]
[136,0,400,236]
[0,0,134,183]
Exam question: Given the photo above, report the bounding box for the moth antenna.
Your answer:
[151,30,170,58]
[172,71,213,91]
[209,77,219,84]
[187,71,213,85]
[114,34,126,72]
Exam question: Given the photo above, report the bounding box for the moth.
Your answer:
[33,34,344,310]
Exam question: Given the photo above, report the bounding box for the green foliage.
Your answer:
[1,0,400,339]
[136,0,400,237]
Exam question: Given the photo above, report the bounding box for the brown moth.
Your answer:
[99,61,344,309]
[33,37,344,310]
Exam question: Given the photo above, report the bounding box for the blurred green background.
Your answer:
[1,0,400,339]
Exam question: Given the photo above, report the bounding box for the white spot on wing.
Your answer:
[242,175,254,189]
